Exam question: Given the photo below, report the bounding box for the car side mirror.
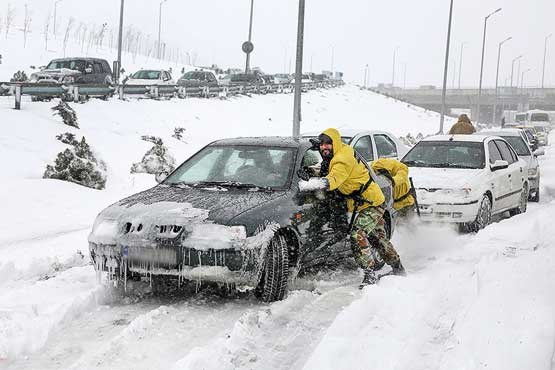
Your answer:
[533,148,545,157]
[155,171,169,183]
[85,67,93,74]
[490,160,509,171]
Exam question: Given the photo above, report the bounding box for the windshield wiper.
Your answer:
[403,160,426,166]
[193,181,274,191]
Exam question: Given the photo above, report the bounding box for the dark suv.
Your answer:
[29,57,113,85]
[177,71,219,88]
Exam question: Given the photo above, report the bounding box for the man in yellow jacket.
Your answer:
[300,128,406,287]
[371,158,415,217]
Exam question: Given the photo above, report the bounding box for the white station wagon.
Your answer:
[402,135,528,232]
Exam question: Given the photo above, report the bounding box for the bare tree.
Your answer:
[43,13,51,51]
[63,17,74,56]
[5,3,15,39]
[22,4,32,48]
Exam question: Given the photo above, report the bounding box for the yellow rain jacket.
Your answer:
[322,128,385,212]
[371,158,415,211]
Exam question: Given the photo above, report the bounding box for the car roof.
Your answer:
[50,57,106,62]
[478,129,523,137]
[209,136,308,148]
[421,134,489,143]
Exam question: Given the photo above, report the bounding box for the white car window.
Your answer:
[374,134,398,158]
[494,140,516,164]
[488,141,503,164]
[353,136,374,161]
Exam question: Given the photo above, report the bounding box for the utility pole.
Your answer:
[53,0,63,38]
[439,0,454,134]
[244,0,254,74]
[116,0,125,83]
[157,0,169,59]
[458,42,466,89]
[493,37,512,124]
[292,0,305,138]
[510,55,523,89]
[392,46,399,87]
[363,64,368,88]
[542,34,552,89]
[476,8,502,124]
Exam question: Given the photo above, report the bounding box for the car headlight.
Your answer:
[528,168,538,177]
[89,218,119,244]
[62,76,75,84]
[229,225,247,240]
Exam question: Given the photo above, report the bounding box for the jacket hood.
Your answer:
[321,128,345,156]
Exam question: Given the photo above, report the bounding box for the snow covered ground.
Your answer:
[1,83,554,370]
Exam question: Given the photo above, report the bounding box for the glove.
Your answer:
[298,177,329,192]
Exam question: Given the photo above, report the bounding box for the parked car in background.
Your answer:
[177,70,218,89]
[481,129,544,201]
[88,137,396,302]
[274,74,292,84]
[302,129,409,162]
[125,69,174,85]
[516,125,548,146]
[403,135,528,232]
[228,73,265,86]
[291,74,313,84]
[29,57,113,85]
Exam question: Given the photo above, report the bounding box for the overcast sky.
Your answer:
[7,0,555,87]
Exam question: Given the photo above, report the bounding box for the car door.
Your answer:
[352,135,374,162]
[207,72,219,87]
[373,134,399,159]
[487,140,510,212]
[494,139,522,209]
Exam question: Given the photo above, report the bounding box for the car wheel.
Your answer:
[509,185,528,216]
[256,234,289,303]
[529,188,540,202]
[460,195,491,233]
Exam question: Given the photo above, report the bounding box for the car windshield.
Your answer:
[164,145,296,189]
[533,126,547,133]
[182,71,205,80]
[231,74,254,81]
[46,60,86,72]
[132,70,161,79]
[500,136,531,156]
[403,141,485,169]
[530,113,549,122]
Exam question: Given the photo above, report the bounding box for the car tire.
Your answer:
[529,188,540,202]
[460,195,491,233]
[509,185,528,216]
[256,234,289,303]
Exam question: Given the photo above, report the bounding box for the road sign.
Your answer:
[242,41,254,54]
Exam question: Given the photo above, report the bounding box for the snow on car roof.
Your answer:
[478,129,523,137]
[422,134,489,143]
[210,136,306,147]
[301,128,394,137]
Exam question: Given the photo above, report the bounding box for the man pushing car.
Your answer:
[299,128,406,287]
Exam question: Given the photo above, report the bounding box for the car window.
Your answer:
[353,136,374,161]
[497,136,530,156]
[93,62,103,74]
[494,140,516,164]
[102,61,111,73]
[403,141,485,169]
[488,141,503,164]
[374,134,398,158]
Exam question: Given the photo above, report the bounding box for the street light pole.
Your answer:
[541,33,552,89]
[53,0,63,38]
[521,68,531,89]
[510,55,523,89]
[439,0,454,134]
[157,0,169,60]
[245,0,254,74]
[292,0,305,139]
[458,41,466,89]
[403,63,407,90]
[476,7,502,124]
[392,46,399,87]
[493,36,512,124]
[330,45,335,76]
[116,0,125,83]
[516,58,522,89]
[363,64,368,88]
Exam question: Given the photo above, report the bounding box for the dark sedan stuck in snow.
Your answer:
[88,137,396,302]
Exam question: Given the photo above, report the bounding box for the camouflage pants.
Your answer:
[350,206,400,270]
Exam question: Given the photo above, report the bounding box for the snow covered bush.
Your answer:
[10,70,28,82]
[51,100,79,128]
[172,127,186,141]
[130,135,176,175]
[44,135,107,190]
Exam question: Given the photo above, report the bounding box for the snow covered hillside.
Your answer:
[1,85,554,370]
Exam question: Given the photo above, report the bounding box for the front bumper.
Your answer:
[417,200,480,223]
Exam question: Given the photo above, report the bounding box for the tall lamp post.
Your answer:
[157,0,169,59]
[116,0,125,83]
[476,7,502,124]
[521,68,531,89]
[458,41,466,89]
[392,46,400,87]
[363,64,368,88]
[244,0,255,74]
[53,0,64,38]
[292,0,305,138]
[510,55,523,89]
[493,36,512,124]
[439,0,454,134]
[542,33,552,88]
[330,45,335,76]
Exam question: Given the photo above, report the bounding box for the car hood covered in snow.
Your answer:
[408,167,482,190]
[32,68,81,81]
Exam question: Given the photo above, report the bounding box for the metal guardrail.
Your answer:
[0,80,344,110]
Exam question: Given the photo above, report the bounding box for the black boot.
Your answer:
[391,260,407,276]
[359,270,378,289]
